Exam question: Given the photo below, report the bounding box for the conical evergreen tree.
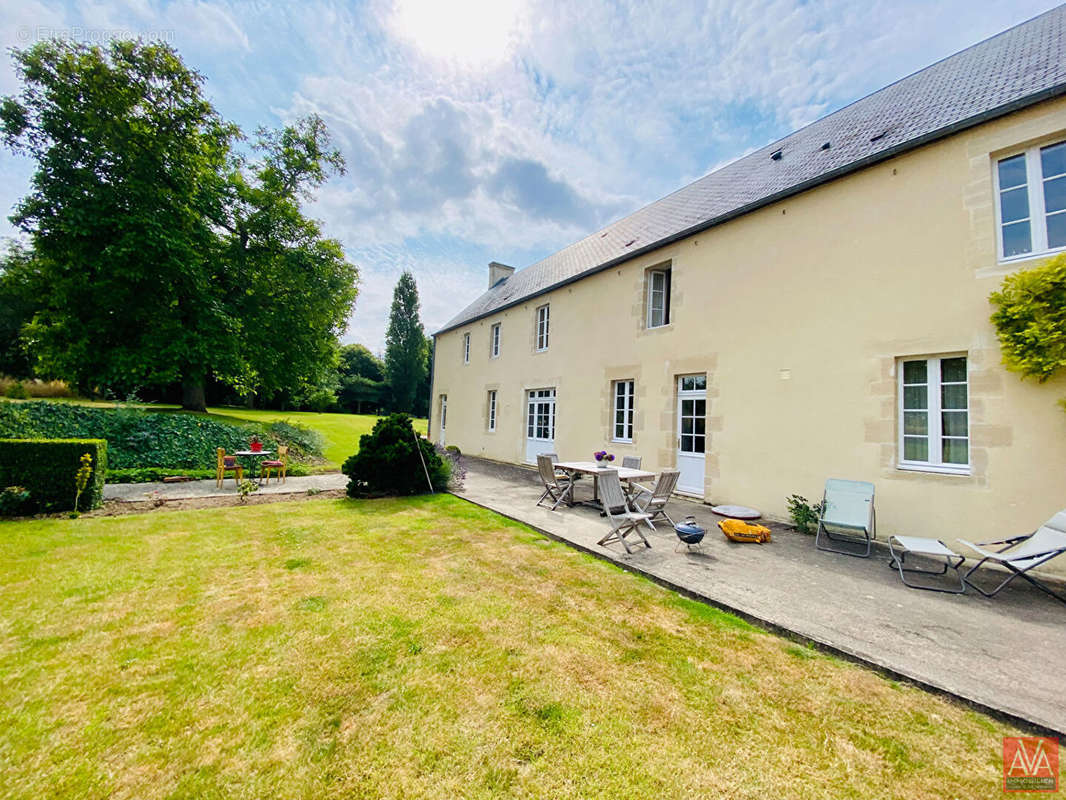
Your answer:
[384,271,427,413]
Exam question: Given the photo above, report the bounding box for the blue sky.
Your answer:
[1,0,1061,351]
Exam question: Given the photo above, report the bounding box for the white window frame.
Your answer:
[526,388,555,441]
[897,355,970,476]
[612,380,634,442]
[994,139,1066,263]
[462,332,470,364]
[487,389,497,432]
[490,323,501,358]
[535,304,550,352]
[646,267,671,328]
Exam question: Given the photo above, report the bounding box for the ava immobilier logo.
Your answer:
[1003,736,1058,792]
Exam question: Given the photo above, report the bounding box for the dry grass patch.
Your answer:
[0,495,1047,798]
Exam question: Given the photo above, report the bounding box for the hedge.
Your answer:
[0,402,323,472]
[0,438,107,512]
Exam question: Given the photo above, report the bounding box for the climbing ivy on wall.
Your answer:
[989,253,1066,410]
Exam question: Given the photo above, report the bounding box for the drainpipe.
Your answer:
[426,333,436,441]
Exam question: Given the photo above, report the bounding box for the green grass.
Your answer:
[203,407,428,469]
[0,496,1033,799]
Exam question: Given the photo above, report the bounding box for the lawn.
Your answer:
[203,407,428,468]
[0,496,1026,799]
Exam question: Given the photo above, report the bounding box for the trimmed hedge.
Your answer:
[0,438,107,512]
[0,402,323,473]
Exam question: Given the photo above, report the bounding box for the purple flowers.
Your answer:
[594,450,616,462]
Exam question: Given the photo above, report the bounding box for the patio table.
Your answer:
[553,461,655,510]
[234,449,273,481]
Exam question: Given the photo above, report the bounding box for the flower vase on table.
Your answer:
[250,436,263,453]
[594,450,615,468]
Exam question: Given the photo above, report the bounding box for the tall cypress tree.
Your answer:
[384,271,427,413]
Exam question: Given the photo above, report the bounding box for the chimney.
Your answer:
[488,261,514,288]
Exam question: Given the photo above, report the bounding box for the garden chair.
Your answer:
[544,452,571,480]
[959,511,1066,605]
[622,456,642,469]
[260,445,288,485]
[596,469,652,553]
[815,479,876,558]
[630,469,680,530]
[215,448,243,488]
[536,454,573,510]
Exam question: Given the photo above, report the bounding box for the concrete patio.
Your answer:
[104,473,347,502]
[457,457,1066,735]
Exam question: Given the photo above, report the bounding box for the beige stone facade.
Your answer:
[431,97,1066,573]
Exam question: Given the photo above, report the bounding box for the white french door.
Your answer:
[524,388,556,463]
[438,394,447,446]
[676,375,706,496]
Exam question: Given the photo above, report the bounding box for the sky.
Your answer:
[0,0,1062,352]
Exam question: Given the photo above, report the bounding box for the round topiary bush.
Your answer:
[342,413,448,496]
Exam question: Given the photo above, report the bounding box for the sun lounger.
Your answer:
[959,511,1066,605]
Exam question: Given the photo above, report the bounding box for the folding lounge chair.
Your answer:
[815,479,876,558]
[888,536,966,594]
[596,469,653,553]
[536,454,573,511]
[959,511,1066,605]
[630,469,680,531]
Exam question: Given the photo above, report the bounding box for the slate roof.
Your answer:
[438,6,1066,335]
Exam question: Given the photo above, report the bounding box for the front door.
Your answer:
[438,394,447,446]
[524,388,556,463]
[676,375,706,496]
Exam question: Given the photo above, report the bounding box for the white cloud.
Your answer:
[1,0,1062,347]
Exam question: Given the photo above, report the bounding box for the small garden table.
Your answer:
[234,450,273,481]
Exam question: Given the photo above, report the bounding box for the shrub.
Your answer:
[4,381,30,399]
[105,467,217,484]
[342,413,447,496]
[989,253,1066,384]
[786,494,824,534]
[0,401,322,471]
[436,444,466,490]
[27,379,74,398]
[0,377,74,399]
[0,438,107,512]
[264,421,325,461]
[237,479,259,503]
[0,486,31,516]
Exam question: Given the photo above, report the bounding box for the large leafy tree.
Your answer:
[0,245,37,378]
[384,271,427,413]
[337,343,386,413]
[0,40,357,410]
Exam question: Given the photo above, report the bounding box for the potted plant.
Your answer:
[593,450,615,468]
[250,435,263,453]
